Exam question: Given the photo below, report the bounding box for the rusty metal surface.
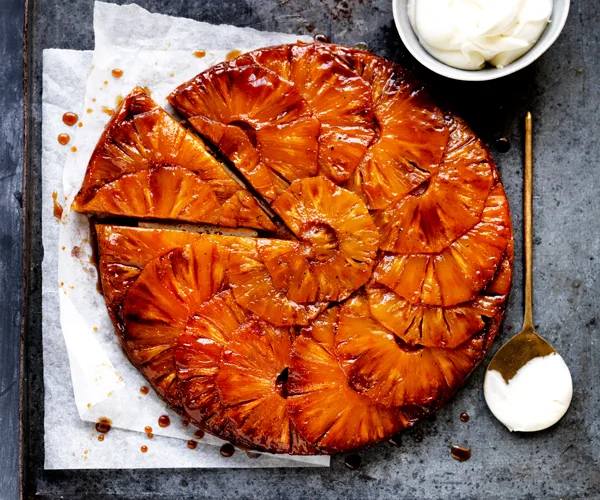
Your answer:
[21,0,600,498]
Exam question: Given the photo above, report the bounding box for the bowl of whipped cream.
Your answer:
[393,0,570,81]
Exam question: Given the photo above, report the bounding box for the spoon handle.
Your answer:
[523,112,534,332]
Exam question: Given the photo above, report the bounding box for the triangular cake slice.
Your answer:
[72,88,275,232]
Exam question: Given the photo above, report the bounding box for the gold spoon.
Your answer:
[483,112,572,432]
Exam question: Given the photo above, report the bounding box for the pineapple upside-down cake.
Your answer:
[73,42,513,455]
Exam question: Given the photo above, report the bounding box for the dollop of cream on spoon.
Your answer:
[484,352,572,432]
[408,0,553,70]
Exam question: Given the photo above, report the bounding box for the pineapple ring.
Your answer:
[187,115,291,202]
[121,239,230,407]
[288,308,418,453]
[227,241,328,326]
[176,290,251,439]
[215,317,313,453]
[217,43,377,184]
[367,246,513,349]
[72,88,273,231]
[367,284,505,349]
[170,64,320,200]
[336,295,487,408]
[288,43,376,183]
[96,225,201,311]
[267,177,379,302]
[351,59,449,211]
[375,116,496,253]
[228,178,379,324]
[81,166,223,224]
[374,183,512,307]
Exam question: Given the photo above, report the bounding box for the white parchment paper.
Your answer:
[42,2,328,469]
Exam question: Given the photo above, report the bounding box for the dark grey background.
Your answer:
[10,0,600,498]
[1,0,25,499]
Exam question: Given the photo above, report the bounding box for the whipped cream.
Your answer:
[484,352,572,432]
[408,0,553,70]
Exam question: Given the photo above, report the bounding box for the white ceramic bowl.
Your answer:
[392,0,570,81]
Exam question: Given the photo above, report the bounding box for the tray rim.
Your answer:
[21,0,32,497]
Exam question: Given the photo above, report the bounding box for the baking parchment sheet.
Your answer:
[42,1,329,469]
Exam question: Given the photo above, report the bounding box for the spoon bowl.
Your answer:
[487,328,556,384]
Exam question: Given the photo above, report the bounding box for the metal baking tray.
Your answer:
[22,0,600,498]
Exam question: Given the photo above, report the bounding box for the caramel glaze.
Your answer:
[97,435,105,442]
[62,112,78,126]
[488,331,555,383]
[389,433,402,447]
[495,137,511,153]
[225,49,242,61]
[344,453,362,470]
[451,445,471,462]
[460,412,470,423]
[193,50,206,58]
[141,445,148,453]
[193,429,205,440]
[158,415,171,428]
[140,386,149,395]
[52,191,63,219]
[220,443,235,457]
[87,217,102,295]
[101,106,115,116]
[112,68,124,78]
[95,417,112,434]
[187,440,198,450]
[58,133,70,145]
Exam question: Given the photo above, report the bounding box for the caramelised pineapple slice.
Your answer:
[334,46,395,105]
[83,166,222,223]
[288,308,417,453]
[169,65,320,201]
[232,45,294,81]
[288,43,376,183]
[367,285,504,349]
[96,225,200,311]
[187,116,291,202]
[269,177,379,301]
[227,240,328,326]
[176,290,249,438]
[220,190,276,231]
[368,286,506,348]
[215,318,313,453]
[368,243,513,349]
[232,43,377,183]
[72,87,274,231]
[228,177,378,325]
[354,67,449,210]
[121,239,229,407]
[336,295,487,407]
[376,116,495,253]
[374,183,511,307]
